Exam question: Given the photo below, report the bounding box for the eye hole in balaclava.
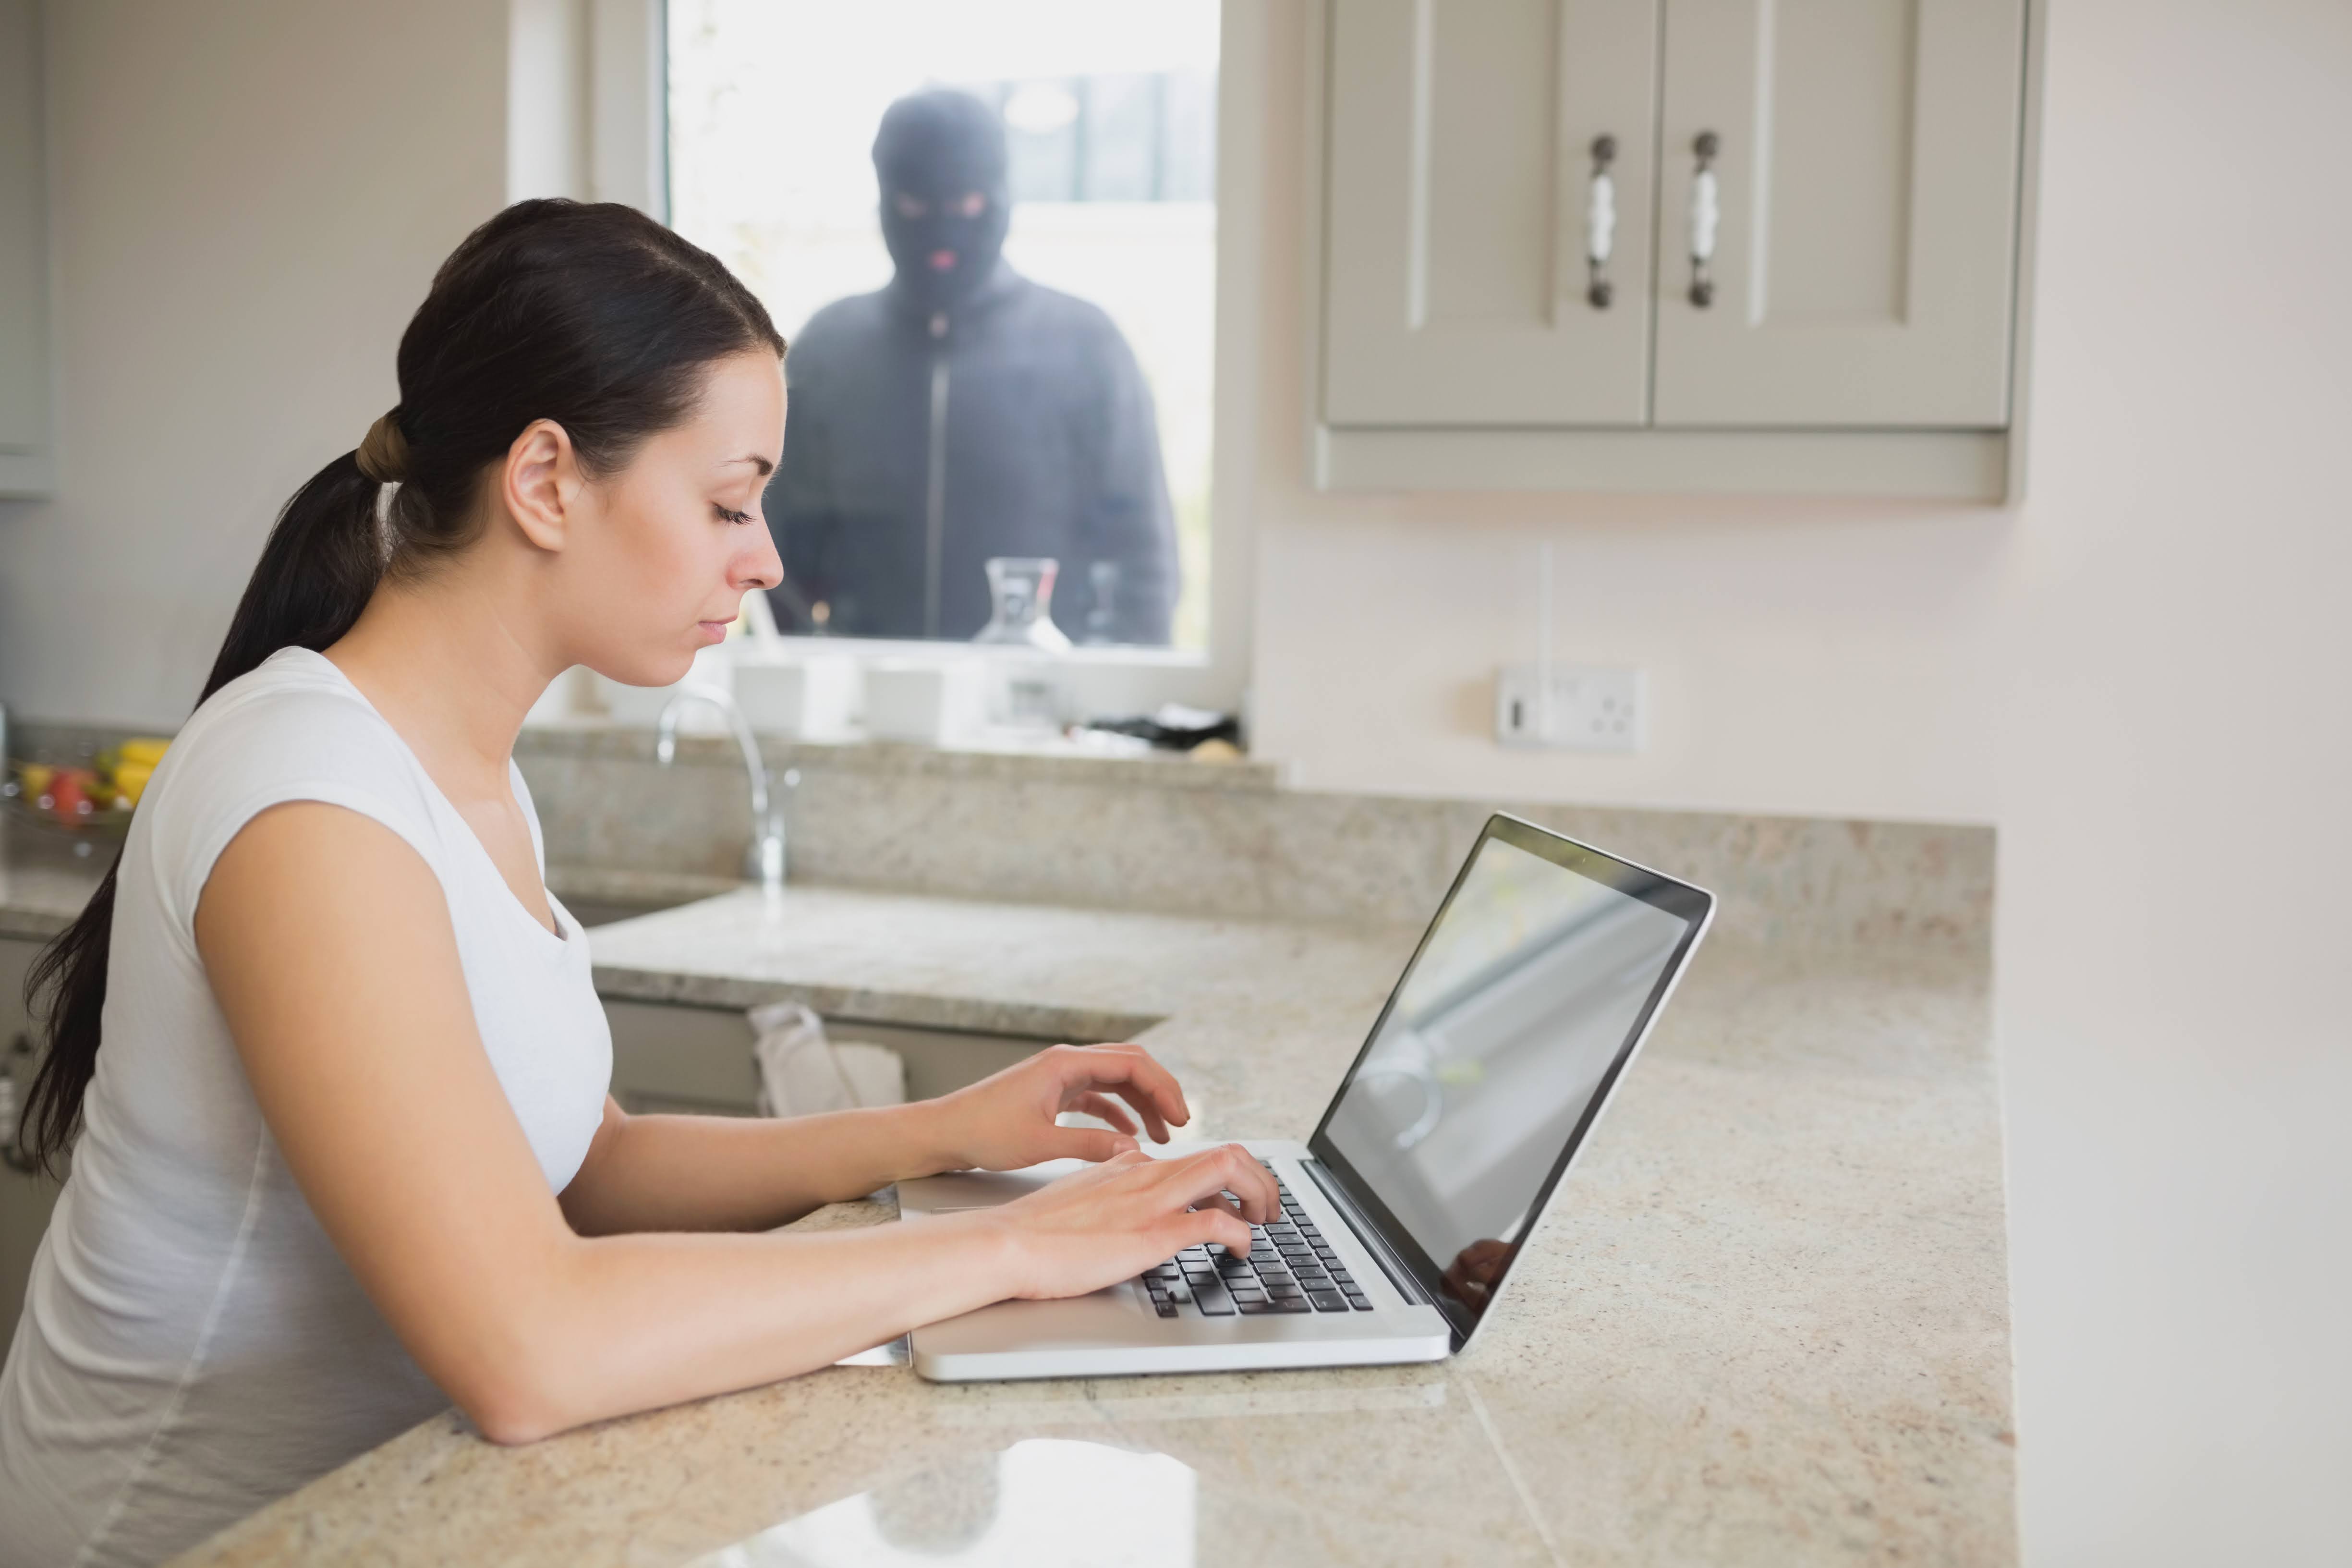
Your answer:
[874,89,1012,316]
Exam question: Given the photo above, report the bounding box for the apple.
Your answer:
[47,768,97,823]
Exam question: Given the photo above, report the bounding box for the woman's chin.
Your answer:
[590,650,699,690]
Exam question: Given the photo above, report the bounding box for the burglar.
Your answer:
[764,89,1179,644]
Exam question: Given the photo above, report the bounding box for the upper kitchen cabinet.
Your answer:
[1312,0,2044,501]
[1323,0,1658,426]
[1652,0,2025,426]
[0,0,52,499]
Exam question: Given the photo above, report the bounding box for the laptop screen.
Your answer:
[1310,817,1711,1342]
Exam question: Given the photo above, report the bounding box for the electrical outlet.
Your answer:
[1495,663,1644,752]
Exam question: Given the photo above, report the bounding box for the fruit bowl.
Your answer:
[4,743,166,845]
[1,783,135,844]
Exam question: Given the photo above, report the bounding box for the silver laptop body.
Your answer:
[898,814,1716,1382]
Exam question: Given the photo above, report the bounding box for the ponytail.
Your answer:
[198,451,387,702]
[17,452,384,1174]
[18,199,782,1173]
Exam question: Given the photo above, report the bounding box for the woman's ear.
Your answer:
[502,419,582,552]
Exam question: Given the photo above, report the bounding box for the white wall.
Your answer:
[1238,6,2009,826]
[1993,2,2352,1562]
[0,0,506,725]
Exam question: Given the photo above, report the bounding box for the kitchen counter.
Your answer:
[173,884,2015,1567]
[0,817,111,941]
[0,818,745,944]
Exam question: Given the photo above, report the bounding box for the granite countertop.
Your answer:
[0,818,746,944]
[0,817,115,941]
[163,882,2014,1567]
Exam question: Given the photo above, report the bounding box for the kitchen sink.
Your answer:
[563,894,709,929]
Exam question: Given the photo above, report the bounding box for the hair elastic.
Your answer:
[355,409,411,483]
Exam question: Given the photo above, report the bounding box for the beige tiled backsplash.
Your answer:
[516,727,1991,956]
[10,717,1990,954]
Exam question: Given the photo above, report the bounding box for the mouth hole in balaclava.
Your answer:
[874,89,1013,315]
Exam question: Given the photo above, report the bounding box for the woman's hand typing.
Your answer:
[916,1041,1196,1172]
[892,1044,1280,1306]
[965,1142,1281,1301]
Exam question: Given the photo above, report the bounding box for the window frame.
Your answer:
[577,0,1260,721]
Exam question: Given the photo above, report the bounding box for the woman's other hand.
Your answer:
[965,1143,1280,1301]
[921,1041,1194,1172]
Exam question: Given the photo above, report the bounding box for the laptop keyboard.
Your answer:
[1136,1163,1376,1318]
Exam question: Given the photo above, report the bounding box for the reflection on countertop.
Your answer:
[175,881,2013,1568]
[694,1437,1200,1568]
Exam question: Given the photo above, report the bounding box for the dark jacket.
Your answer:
[764,263,1178,644]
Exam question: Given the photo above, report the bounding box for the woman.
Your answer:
[0,201,1273,1568]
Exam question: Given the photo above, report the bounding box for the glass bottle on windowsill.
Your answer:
[973,558,1071,652]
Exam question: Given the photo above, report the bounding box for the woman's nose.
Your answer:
[736,525,783,594]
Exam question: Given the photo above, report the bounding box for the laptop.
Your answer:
[897,814,1715,1381]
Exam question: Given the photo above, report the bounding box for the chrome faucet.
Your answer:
[655,682,794,895]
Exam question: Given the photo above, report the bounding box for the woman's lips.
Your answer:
[698,620,731,644]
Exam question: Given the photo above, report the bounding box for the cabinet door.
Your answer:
[2,937,63,1352]
[605,1000,762,1116]
[0,0,51,471]
[602,999,1047,1115]
[1323,0,1658,427]
[1652,0,2026,427]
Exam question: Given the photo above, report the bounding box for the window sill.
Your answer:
[528,635,1240,746]
[513,714,1284,795]
[762,634,1210,669]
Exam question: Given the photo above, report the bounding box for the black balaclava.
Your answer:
[873,89,1012,318]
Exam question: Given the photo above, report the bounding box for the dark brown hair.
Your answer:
[18,200,782,1173]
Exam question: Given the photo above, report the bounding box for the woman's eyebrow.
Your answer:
[723,453,776,476]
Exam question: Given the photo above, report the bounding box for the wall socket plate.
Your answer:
[1495,663,1645,752]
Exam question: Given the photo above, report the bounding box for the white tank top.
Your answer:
[0,647,613,1567]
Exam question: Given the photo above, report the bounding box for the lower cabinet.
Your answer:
[1,936,62,1352]
[602,998,1049,1116]
[0,1153,58,1355]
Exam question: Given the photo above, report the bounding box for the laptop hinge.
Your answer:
[1299,1157,1430,1307]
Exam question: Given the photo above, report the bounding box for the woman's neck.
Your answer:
[325,564,561,796]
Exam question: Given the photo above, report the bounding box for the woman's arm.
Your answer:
[556,1101,937,1236]
[559,1040,1209,1237]
[198,802,1275,1445]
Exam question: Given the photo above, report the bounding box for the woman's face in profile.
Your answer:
[557,349,785,687]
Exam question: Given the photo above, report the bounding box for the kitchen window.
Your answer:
[666,0,1230,688]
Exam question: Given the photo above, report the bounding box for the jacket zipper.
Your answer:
[923,312,950,638]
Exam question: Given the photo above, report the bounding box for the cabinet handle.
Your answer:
[1585,134,1618,309]
[1687,130,1721,308]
